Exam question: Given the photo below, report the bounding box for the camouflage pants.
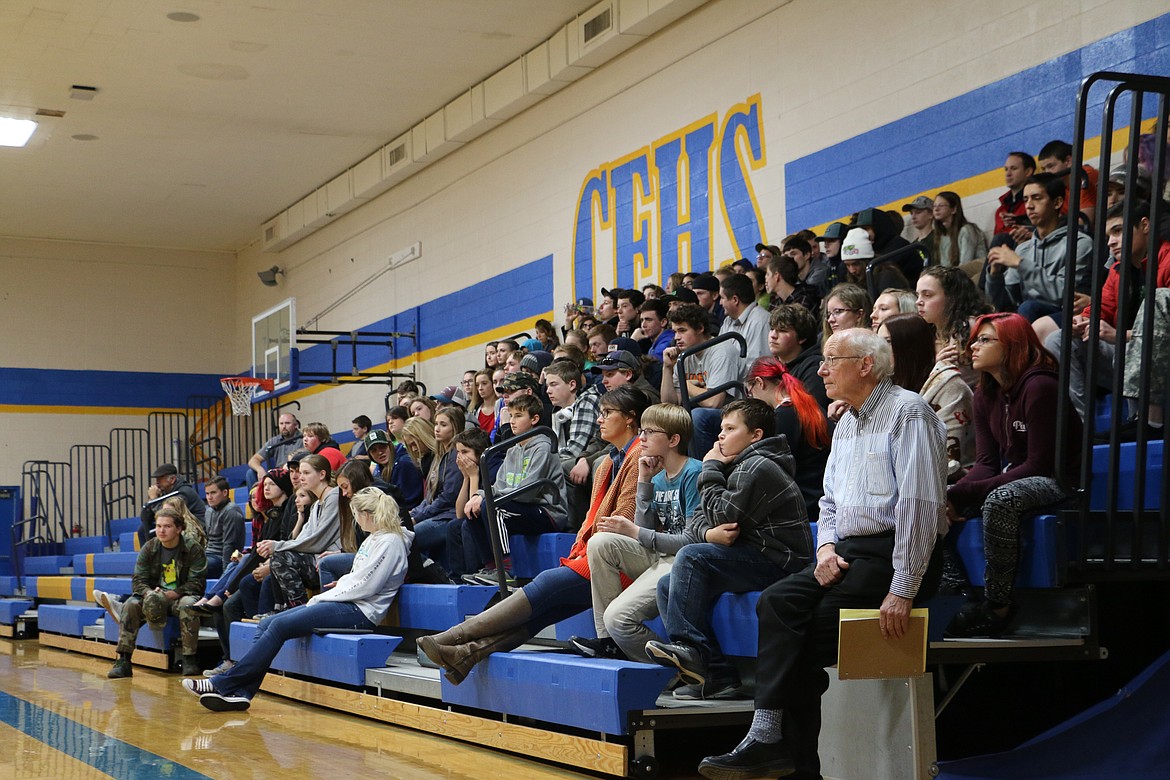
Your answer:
[269,550,319,605]
[117,590,200,656]
[1123,288,1170,404]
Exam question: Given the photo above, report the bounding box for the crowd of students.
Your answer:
[100,134,1169,771]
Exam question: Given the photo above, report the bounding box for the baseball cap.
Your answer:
[732,258,755,272]
[901,195,933,212]
[590,350,640,374]
[664,288,698,304]
[363,430,392,449]
[431,386,466,408]
[497,371,539,393]
[818,222,849,241]
[608,337,643,357]
[755,243,783,257]
[575,297,594,307]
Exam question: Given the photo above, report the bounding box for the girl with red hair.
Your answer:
[945,313,1081,638]
[744,357,830,519]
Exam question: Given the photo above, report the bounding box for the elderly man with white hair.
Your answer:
[698,328,948,780]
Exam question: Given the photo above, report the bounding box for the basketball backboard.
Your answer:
[251,298,298,397]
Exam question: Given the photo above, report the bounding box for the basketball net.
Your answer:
[220,377,275,416]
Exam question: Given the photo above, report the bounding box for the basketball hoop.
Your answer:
[220,377,275,416]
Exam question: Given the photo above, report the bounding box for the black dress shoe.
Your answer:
[698,736,795,780]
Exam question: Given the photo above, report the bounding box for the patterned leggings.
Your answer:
[982,476,1067,606]
[269,550,319,606]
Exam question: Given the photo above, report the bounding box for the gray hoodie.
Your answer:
[1016,224,1095,306]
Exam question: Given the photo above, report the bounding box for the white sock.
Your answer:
[747,708,783,743]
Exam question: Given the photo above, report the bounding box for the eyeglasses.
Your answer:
[971,335,1000,347]
[639,427,667,437]
[598,408,626,420]
[825,307,861,321]
[819,355,864,369]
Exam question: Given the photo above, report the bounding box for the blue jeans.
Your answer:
[1018,299,1061,324]
[211,601,373,699]
[318,553,355,587]
[444,519,479,578]
[413,518,450,570]
[689,408,722,459]
[520,565,593,635]
[657,543,790,681]
[206,554,224,580]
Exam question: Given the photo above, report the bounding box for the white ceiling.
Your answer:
[0,0,599,251]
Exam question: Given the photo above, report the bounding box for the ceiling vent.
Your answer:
[35,108,66,118]
[385,142,407,167]
[582,5,612,44]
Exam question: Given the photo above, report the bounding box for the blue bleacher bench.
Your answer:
[21,556,74,575]
[91,577,134,597]
[953,514,1065,589]
[0,577,18,597]
[0,599,34,624]
[1090,440,1163,511]
[441,651,675,734]
[553,608,597,641]
[230,621,401,686]
[117,532,140,552]
[109,517,139,538]
[394,584,496,631]
[91,552,139,576]
[64,536,107,556]
[38,605,105,637]
[510,533,575,579]
[103,613,179,651]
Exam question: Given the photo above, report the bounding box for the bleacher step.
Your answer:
[366,655,443,699]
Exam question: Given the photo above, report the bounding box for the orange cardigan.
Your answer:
[561,438,642,581]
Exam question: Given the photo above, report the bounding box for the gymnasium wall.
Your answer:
[238,0,1170,439]
[3,0,1167,487]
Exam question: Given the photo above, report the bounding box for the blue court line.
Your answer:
[0,689,212,780]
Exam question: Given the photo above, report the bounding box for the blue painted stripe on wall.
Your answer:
[296,254,554,380]
[0,689,213,779]
[0,367,223,408]
[785,13,1170,229]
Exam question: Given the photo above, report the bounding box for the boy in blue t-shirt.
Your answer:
[570,403,701,662]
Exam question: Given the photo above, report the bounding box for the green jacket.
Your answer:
[131,535,207,599]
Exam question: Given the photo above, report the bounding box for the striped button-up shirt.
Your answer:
[816,379,947,598]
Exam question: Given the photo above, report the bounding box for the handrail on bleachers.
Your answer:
[674,330,747,412]
[1060,70,1170,578]
[101,474,135,548]
[478,425,559,599]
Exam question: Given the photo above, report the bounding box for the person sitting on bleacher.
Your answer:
[194,467,295,676]
[945,313,1082,638]
[545,358,603,527]
[301,422,347,474]
[591,348,662,407]
[743,358,831,520]
[409,407,467,571]
[103,504,207,679]
[247,412,301,481]
[201,476,244,579]
[645,399,810,701]
[362,429,423,511]
[255,453,341,614]
[1120,287,1170,439]
[458,394,567,585]
[986,173,1095,344]
[698,328,946,780]
[417,386,649,685]
[137,463,207,545]
[660,303,742,459]
[1044,199,1170,425]
[183,487,411,712]
[570,402,701,662]
[768,304,829,411]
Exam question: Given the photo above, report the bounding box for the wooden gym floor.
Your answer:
[0,639,609,780]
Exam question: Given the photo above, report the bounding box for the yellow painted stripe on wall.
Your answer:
[0,404,184,416]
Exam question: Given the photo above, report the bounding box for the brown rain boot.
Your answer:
[418,591,532,682]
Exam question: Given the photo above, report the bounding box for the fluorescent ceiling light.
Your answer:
[0,118,37,147]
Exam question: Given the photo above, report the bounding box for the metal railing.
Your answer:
[478,426,560,599]
[674,331,748,412]
[69,444,110,538]
[1058,70,1170,578]
[15,461,70,587]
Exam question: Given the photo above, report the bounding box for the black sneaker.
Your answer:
[470,570,517,587]
[200,692,251,712]
[944,601,1016,638]
[569,636,628,660]
[181,655,202,676]
[182,677,217,696]
[644,640,706,686]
